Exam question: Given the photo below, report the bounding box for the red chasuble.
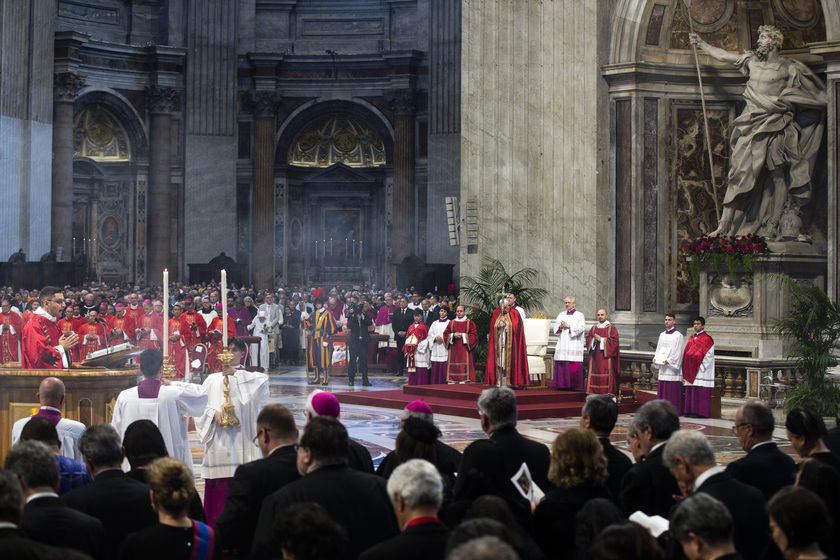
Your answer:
[180,311,207,349]
[168,317,186,377]
[585,323,620,395]
[110,313,136,345]
[136,312,163,350]
[206,315,237,372]
[76,321,106,360]
[485,307,529,386]
[1,310,23,363]
[22,314,66,369]
[443,318,478,382]
[403,321,429,373]
[682,331,714,385]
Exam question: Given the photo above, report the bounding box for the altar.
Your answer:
[0,366,141,462]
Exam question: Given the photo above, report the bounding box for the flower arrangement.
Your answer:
[683,233,770,284]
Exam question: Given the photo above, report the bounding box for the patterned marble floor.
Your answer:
[188,366,797,495]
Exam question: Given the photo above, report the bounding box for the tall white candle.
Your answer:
[162,269,169,356]
[221,270,228,348]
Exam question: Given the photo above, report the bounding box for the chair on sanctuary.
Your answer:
[523,317,550,388]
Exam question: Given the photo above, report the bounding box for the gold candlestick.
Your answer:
[162,361,176,380]
[218,350,240,428]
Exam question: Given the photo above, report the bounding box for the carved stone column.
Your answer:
[386,89,417,270]
[147,86,180,283]
[252,91,281,289]
[52,73,86,258]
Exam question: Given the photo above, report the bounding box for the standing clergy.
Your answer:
[166,303,187,378]
[0,298,23,364]
[552,296,586,389]
[109,304,136,345]
[76,311,107,360]
[205,305,237,373]
[404,309,429,385]
[374,294,399,371]
[195,337,270,526]
[443,305,477,383]
[681,316,715,418]
[427,307,451,384]
[303,298,336,385]
[135,300,163,350]
[653,313,685,414]
[111,348,207,471]
[21,286,78,369]
[485,294,529,387]
[584,309,620,395]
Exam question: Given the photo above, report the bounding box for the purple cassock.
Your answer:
[227,306,252,336]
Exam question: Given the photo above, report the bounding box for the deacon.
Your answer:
[76,310,107,360]
[109,303,136,345]
[681,316,715,418]
[111,348,207,470]
[485,293,529,387]
[21,286,78,369]
[654,313,685,414]
[584,309,620,395]
[552,296,586,389]
[195,337,269,526]
[443,305,477,383]
[427,306,451,384]
[0,298,23,364]
[303,298,336,385]
[404,308,429,385]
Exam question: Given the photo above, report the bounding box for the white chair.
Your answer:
[523,318,550,387]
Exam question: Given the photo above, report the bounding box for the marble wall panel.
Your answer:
[771,1,826,49]
[643,99,659,313]
[616,100,632,311]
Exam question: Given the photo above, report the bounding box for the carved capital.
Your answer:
[384,89,417,115]
[146,86,181,114]
[250,91,282,118]
[54,73,86,102]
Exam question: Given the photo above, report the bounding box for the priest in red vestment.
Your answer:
[443,305,478,383]
[1,298,23,363]
[76,310,107,360]
[485,296,529,387]
[206,305,237,373]
[21,287,79,369]
[136,301,163,350]
[167,303,187,378]
[584,309,620,395]
[404,309,429,385]
[109,303,136,345]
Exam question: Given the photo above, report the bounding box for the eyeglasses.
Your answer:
[476,407,484,417]
[731,423,749,434]
[252,428,272,445]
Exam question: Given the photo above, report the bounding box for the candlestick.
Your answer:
[360,240,363,260]
[345,238,348,255]
[221,269,228,348]
[315,240,318,260]
[73,237,76,256]
[162,269,169,357]
[330,238,333,255]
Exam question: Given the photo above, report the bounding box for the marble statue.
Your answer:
[690,27,827,241]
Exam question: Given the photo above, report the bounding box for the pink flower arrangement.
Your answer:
[683,233,770,283]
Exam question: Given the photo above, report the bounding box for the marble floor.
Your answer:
[188,366,798,495]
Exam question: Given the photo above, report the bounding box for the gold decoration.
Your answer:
[73,106,131,161]
[162,361,176,380]
[531,311,547,319]
[105,398,116,424]
[218,351,240,428]
[289,115,385,168]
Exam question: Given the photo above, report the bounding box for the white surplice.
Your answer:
[194,368,269,480]
[653,329,685,382]
[111,381,208,472]
[552,310,586,362]
[427,319,450,363]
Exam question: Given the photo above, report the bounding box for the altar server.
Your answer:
[552,296,586,389]
[681,316,715,418]
[427,306,451,384]
[653,313,685,414]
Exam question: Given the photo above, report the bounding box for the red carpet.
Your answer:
[335,384,655,420]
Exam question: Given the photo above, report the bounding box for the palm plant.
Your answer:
[458,257,548,377]
[771,276,840,415]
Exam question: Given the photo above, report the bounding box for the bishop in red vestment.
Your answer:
[1,299,23,363]
[443,305,478,382]
[584,309,620,395]
[485,299,529,387]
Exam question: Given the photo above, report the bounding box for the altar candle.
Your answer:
[330,238,333,255]
[345,238,348,255]
[360,240,363,260]
[315,240,318,258]
[221,270,228,347]
[162,269,169,357]
[73,237,76,256]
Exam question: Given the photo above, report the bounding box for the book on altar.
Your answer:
[510,462,545,503]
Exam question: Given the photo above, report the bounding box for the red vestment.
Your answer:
[0,310,23,363]
[167,317,186,377]
[125,304,144,325]
[485,307,529,386]
[56,317,79,362]
[22,313,67,369]
[585,323,620,395]
[136,312,163,350]
[76,321,106,360]
[180,311,207,350]
[206,315,237,373]
[110,313,136,345]
[443,318,478,382]
[403,322,429,373]
[682,332,715,385]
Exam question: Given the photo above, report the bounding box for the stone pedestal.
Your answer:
[698,242,827,359]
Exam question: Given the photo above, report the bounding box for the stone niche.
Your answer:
[698,242,826,359]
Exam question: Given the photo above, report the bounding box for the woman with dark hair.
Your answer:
[534,427,612,560]
[119,457,221,560]
[588,522,663,560]
[797,459,840,556]
[767,486,835,560]
[785,406,840,472]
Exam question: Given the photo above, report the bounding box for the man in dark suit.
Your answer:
[581,394,633,501]
[4,441,105,560]
[725,400,796,500]
[305,389,375,473]
[619,399,681,518]
[663,430,768,560]
[670,493,743,560]
[346,302,373,386]
[62,424,157,559]
[215,404,302,559]
[251,416,399,560]
[392,297,413,375]
[420,299,436,328]
[361,459,450,560]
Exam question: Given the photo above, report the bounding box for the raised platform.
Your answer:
[335,384,655,420]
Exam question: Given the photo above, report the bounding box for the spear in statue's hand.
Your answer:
[683,0,721,222]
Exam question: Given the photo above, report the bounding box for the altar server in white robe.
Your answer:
[427,307,451,384]
[111,348,207,472]
[195,336,269,527]
[247,310,271,369]
[552,296,586,389]
[653,313,686,414]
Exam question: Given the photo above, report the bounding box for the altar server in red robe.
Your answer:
[585,309,620,395]
[76,310,107,360]
[681,316,715,418]
[22,286,78,369]
[485,294,529,387]
[404,309,429,385]
[443,305,478,383]
[1,298,23,363]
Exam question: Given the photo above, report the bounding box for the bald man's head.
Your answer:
[37,377,66,408]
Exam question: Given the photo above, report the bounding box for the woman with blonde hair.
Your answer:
[534,427,611,560]
[119,457,221,560]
